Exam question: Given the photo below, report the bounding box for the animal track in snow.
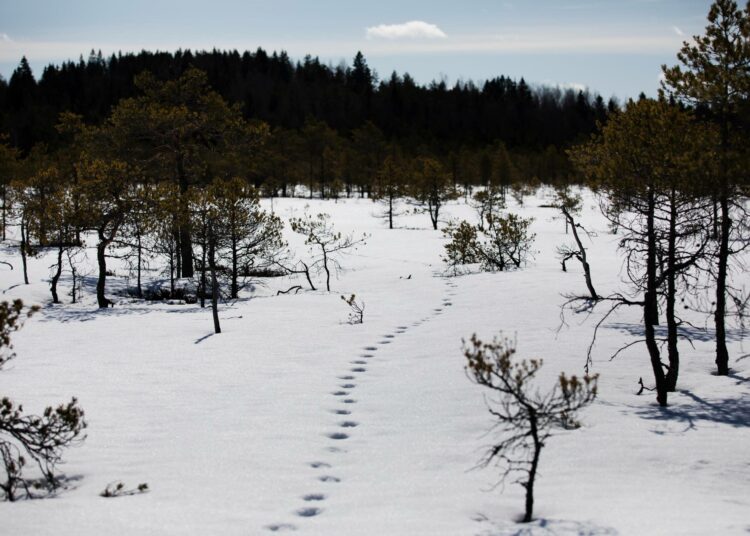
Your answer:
[332,409,351,415]
[332,391,348,396]
[303,494,326,501]
[310,462,331,469]
[318,475,340,483]
[364,346,378,351]
[339,375,355,380]
[296,507,322,517]
[342,398,357,404]
[351,367,366,373]
[266,523,297,532]
[327,432,349,440]
[383,334,395,338]
[339,421,358,428]
[351,360,367,365]
[340,383,356,389]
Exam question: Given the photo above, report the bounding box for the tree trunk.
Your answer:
[177,157,193,278]
[1,186,6,241]
[179,225,193,278]
[208,222,221,334]
[168,239,175,298]
[68,251,78,304]
[523,411,541,523]
[200,241,207,308]
[564,208,598,300]
[388,194,393,230]
[714,193,730,375]
[429,199,439,230]
[136,230,143,299]
[50,241,63,304]
[645,187,667,406]
[20,218,29,285]
[322,249,331,291]
[665,190,679,391]
[96,229,112,308]
[231,234,239,299]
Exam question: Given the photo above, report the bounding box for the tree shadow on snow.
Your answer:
[605,322,746,343]
[39,303,160,323]
[472,514,619,535]
[629,390,750,432]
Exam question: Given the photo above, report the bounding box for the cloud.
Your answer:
[0,33,12,43]
[672,26,684,36]
[366,21,447,40]
[561,82,588,92]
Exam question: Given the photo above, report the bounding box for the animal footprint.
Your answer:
[340,383,356,389]
[383,334,395,339]
[339,421,358,428]
[351,367,366,373]
[364,346,378,351]
[339,375,355,380]
[332,409,351,415]
[342,398,357,404]
[332,391,349,396]
[310,462,331,469]
[303,494,326,501]
[327,432,349,440]
[266,523,297,532]
[319,475,340,483]
[296,507,322,517]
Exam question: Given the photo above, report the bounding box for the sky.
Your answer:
[0,0,714,101]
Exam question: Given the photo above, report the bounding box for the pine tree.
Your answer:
[661,0,750,376]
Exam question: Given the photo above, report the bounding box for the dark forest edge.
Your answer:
[0,47,613,183]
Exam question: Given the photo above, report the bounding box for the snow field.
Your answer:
[0,191,748,535]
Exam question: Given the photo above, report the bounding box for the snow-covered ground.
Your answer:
[1,190,748,535]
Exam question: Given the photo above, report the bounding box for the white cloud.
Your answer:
[0,33,12,43]
[366,21,447,40]
[561,82,587,92]
[672,26,684,36]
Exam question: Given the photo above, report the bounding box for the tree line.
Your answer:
[0,48,612,156]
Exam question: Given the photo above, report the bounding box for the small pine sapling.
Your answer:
[341,294,364,324]
[442,221,480,274]
[0,300,86,501]
[100,481,149,498]
[464,334,598,523]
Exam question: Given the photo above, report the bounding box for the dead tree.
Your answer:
[289,212,367,291]
[556,205,599,301]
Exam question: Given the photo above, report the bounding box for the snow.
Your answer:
[0,190,748,535]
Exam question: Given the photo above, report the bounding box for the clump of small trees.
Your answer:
[571,99,717,406]
[0,300,86,501]
[443,212,536,274]
[464,334,598,523]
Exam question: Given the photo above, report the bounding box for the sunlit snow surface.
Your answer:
[1,190,748,535]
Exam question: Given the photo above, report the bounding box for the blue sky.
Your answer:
[0,0,713,100]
